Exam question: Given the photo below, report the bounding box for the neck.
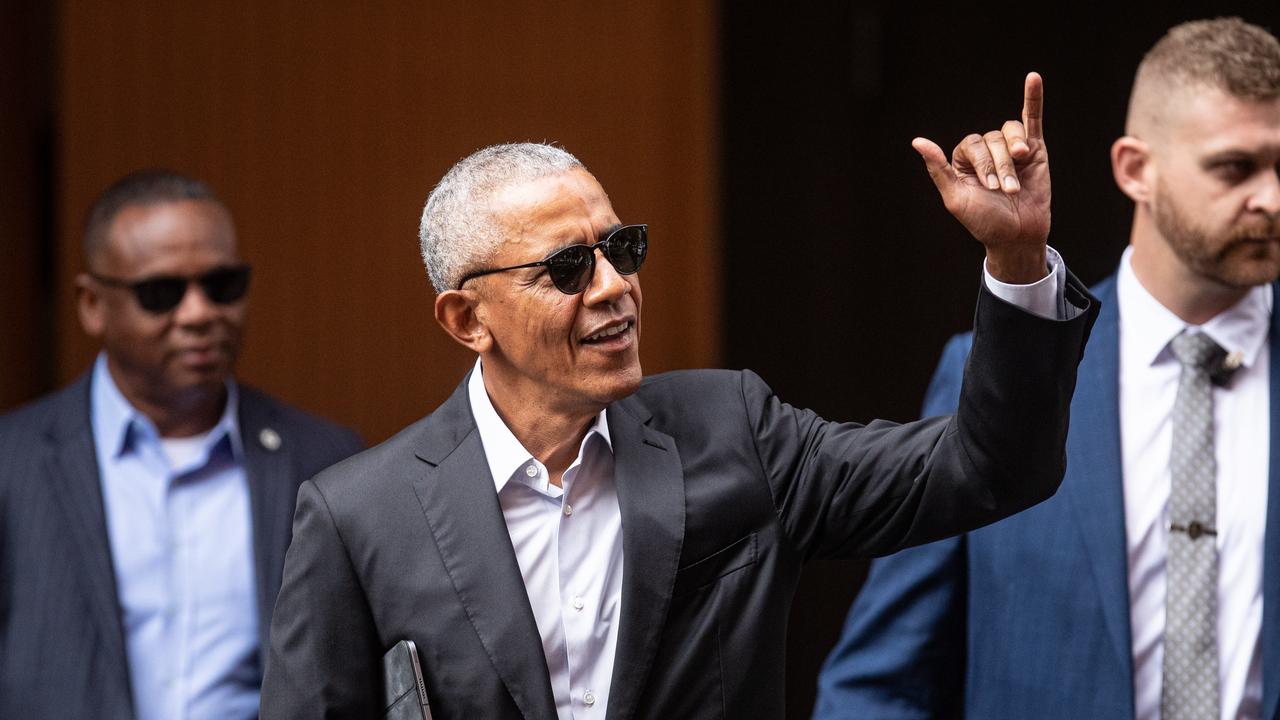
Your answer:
[1128,209,1250,326]
[106,358,227,438]
[481,370,599,488]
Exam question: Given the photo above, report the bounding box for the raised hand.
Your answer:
[914,72,1050,283]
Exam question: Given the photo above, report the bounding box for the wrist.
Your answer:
[986,246,1049,284]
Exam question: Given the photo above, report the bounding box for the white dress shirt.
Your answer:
[469,362,623,719]
[984,246,1074,320]
[464,251,1069,718]
[1117,247,1270,720]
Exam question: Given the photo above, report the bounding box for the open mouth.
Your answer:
[582,320,633,344]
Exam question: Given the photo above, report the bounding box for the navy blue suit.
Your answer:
[0,373,365,719]
[813,275,1280,719]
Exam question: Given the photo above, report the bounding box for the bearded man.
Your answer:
[816,17,1280,720]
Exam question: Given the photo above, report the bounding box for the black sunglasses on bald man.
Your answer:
[90,264,252,314]
[456,224,647,295]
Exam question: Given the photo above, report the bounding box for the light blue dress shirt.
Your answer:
[90,354,261,720]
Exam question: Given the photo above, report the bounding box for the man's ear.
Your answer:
[76,273,106,339]
[1112,136,1155,204]
[435,289,492,353]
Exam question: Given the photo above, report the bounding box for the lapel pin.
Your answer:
[259,427,282,451]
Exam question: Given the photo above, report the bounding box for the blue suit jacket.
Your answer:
[813,275,1280,719]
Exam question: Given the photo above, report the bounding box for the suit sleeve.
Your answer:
[749,275,1097,559]
[260,480,382,719]
[811,334,974,720]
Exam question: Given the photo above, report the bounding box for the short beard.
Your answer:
[1153,178,1280,290]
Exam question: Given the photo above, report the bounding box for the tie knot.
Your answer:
[1169,330,1223,369]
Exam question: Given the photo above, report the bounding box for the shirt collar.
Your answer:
[90,352,244,462]
[1117,245,1273,369]
[467,357,612,494]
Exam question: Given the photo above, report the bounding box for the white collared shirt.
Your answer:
[468,360,623,719]
[1118,247,1270,720]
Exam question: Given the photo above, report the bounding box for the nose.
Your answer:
[1247,164,1280,216]
[172,281,219,327]
[581,247,630,306]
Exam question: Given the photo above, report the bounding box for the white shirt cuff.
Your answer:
[982,246,1072,320]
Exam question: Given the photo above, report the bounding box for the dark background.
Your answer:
[5,2,1279,717]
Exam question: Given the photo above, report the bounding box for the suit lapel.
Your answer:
[409,379,558,720]
[1061,277,1280,718]
[604,394,685,720]
[238,390,296,654]
[1061,277,1136,698]
[43,375,133,713]
[1261,282,1280,720]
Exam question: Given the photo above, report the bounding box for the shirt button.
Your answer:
[584,691,596,706]
[563,503,573,516]
[572,596,584,610]
[525,465,537,477]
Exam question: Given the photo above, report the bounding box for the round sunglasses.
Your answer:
[456,224,647,295]
[90,264,252,314]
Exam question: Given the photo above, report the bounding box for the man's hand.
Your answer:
[915,72,1050,284]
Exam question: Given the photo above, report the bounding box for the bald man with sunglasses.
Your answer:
[0,170,364,720]
[263,74,1098,720]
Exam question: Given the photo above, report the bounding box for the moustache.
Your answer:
[1227,214,1280,244]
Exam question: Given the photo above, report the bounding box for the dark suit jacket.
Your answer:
[814,276,1280,720]
[0,372,364,720]
[262,280,1097,720]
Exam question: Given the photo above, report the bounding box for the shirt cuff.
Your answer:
[982,246,1071,320]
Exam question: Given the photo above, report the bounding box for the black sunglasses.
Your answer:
[90,264,252,314]
[456,224,647,295]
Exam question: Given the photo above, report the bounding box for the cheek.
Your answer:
[512,297,575,357]
[221,305,248,336]
[630,283,643,335]
[1196,182,1251,224]
[103,316,171,362]
[103,301,167,341]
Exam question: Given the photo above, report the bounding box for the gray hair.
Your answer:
[419,142,585,293]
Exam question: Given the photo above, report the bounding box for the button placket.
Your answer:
[558,474,590,711]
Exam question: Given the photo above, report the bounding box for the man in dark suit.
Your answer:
[0,170,364,720]
[814,18,1280,720]
[262,76,1096,719]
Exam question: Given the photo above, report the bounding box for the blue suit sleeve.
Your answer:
[812,333,973,720]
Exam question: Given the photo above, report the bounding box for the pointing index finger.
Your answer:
[1022,72,1044,140]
